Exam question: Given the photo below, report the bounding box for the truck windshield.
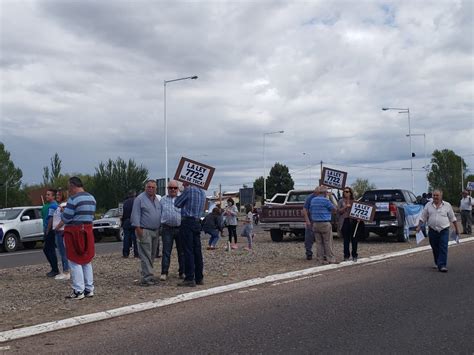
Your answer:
[0,209,22,220]
[361,190,404,202]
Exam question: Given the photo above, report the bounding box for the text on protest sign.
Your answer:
[321,167,347,190]
[174,157,215,190]
[349,202,375,222]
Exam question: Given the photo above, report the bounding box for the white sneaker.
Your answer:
[160,274,167,281]
[55,272,71,281]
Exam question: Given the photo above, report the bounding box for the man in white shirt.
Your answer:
[416,189,459,273]
[459,190,472,235]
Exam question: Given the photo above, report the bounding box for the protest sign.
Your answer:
[174,157,215,190]
[349,201,375,222]
[321,167,347,190]
[466,181,474,191]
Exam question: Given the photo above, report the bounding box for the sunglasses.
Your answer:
[343,190,350,193]
[168,187,178,190]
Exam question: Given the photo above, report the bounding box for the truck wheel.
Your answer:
[3,232,19,252]
[23,241,37,249]
[116,228,124,242]
[396,228,407,242]
[270,229,284,242]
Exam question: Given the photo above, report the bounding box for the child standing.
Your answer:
[241,204,254,250]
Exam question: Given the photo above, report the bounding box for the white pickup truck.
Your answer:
[0,206,44,252]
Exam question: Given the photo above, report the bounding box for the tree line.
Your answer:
[0,142,472,209]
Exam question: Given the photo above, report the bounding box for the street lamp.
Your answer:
[164,75,198,183]
[263,130,284,201]
[382,107,414,193]
[302,152,311,187]
[407,133,428,192]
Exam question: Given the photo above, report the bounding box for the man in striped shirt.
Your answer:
[61,176,97,300]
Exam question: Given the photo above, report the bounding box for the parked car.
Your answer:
[92,208,123,242]
[259,190,338,242]
[0,206,44,252]
[359,189,418,242]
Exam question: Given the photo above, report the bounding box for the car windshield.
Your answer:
[0,209,22,220]
[361,190,405,202]
[103,209,120,218]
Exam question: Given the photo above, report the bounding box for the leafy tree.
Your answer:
[90,157,148,210]
[42,153,62,186]
[351,178,376,198]
[265,162,294,201]
[428,149,465,203]
[0,142,29,208]
[253,176,264,200]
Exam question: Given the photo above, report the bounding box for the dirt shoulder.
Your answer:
[0,229,467,332]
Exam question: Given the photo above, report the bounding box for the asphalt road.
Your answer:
[0,240,122,269]
[5,241,474,354]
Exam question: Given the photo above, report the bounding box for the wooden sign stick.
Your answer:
[353,220,360,238]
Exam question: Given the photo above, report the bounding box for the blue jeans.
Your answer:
[69,260,94,294]
[55,231,69,272]
[179,217,203,282]
[122,225,138,257]
[428,227,449,269]
[205,230,220,247]
[43,230,59,273]
[161,225,184,275]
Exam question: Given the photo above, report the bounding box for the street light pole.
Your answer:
[382,107,414,193]
[164,75,198,184]
[263,130,284,202]
[303,152,311,188]
[407,133,427,191]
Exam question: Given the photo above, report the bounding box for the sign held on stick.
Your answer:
[174,157,215,190]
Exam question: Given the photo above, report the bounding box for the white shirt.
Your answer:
[420,201,457,232]
[460,196,472,211]
[52,207,64,231]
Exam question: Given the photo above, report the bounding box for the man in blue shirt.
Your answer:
[309,186,337,264]
[131,180,162,286]
[174,182,206,287]
[42,189,59,277]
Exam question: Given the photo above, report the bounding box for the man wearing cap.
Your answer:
[62,177,96,299]
[308,185,337,264]
[459,190,472,235]
[131,179,162,286]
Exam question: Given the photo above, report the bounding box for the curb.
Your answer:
[1,236,473,343]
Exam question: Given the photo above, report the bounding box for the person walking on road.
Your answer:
[416,189,459,273]
[174,182,206,287]
[61,177,96,299]
[42,189,59,278]
[460,190,472,235]
[309,186,337,265]
[122,190,138,258]
[131,180,162,286]
[159,180,185,281]
[337,187,358,262]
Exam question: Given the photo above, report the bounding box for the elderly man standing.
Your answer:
[159,180,185,281]
[459,190,472,235]
[309,185,337,265]
[131,179,162,286]
[417,189,459,273]
[175,182,206,287]
[61,177,96,300]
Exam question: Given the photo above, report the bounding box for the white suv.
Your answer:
[0,206,44,252]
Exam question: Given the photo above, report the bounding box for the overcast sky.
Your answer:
[1,0,473,196]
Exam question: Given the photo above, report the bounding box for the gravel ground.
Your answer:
[0,223,467,332]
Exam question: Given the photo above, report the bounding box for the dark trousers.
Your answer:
[43,230,59,273]
[122,227,138,257]
[180,218,203,282]
[227,225,237,243]
[342,218,358,258]
[429,227,449,269]
[161,225,184,275]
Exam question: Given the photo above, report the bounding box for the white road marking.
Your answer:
[1,236,472,343]
[272,273,323,286]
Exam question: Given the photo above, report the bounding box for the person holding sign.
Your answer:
[174,182,206,287]
[416,189,459,273]
[337,187,359,261]
[309,185,337,264]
